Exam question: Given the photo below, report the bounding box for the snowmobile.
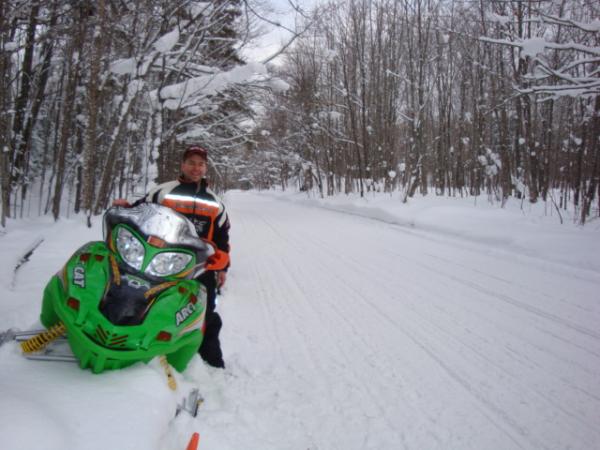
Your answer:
[4,203,228,375]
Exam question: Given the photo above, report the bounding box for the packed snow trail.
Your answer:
[213,191,600,450]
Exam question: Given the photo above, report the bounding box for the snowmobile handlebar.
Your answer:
[205,247,229,272]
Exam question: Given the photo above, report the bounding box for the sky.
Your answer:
[241,0,319,63]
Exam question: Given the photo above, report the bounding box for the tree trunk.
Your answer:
[581,96,600,223]
[52,45,80,220]
[82,0,106,226]
[9,3,40,217]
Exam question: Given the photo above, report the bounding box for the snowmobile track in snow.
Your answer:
[222,191,600,450]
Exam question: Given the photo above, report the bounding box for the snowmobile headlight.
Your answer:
[116,227,145,270]
[146,252,192,277]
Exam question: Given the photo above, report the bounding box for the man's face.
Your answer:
[181,154,207,182]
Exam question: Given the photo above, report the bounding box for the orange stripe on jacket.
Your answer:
[161,196,220,241]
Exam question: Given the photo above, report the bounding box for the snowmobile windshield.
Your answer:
[103,203,210,254]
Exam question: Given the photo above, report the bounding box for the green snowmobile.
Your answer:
[19,203,228,374]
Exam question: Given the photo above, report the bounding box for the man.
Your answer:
[114,145,230,368]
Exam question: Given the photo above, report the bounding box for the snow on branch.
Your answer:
[479,37,600,57]
[480,19,600,99]
[153,28,180,53]
[150,62,269,110]
[533,14,600,33]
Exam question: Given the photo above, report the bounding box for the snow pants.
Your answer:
[196,271,225,368]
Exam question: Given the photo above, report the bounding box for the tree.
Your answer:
[254,0,599,223]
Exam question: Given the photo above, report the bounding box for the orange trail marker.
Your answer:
[186,432,200,450]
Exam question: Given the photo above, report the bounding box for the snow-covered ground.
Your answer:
[1,190,599,450]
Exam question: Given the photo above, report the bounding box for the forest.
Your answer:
[1,0,599,226]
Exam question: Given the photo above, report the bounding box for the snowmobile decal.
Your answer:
[176,302,196,327]
[122,274,150,290]
[72,265,85,288]
[177,312,205,336]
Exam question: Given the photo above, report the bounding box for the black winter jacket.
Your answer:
[134,177,230,263]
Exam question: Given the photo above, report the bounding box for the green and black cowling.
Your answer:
[40,204,215,373]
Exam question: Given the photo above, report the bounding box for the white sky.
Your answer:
[241,0,319,63]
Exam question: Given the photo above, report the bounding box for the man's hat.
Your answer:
[183,145,208,161]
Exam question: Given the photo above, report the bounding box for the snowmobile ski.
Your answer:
[0,328,76,362]
[176,388,204,418]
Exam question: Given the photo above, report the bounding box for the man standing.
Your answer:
[114,145,230,368]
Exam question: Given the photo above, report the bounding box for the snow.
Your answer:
[267,76,291,92]
[109,58,137,75]
[323,49,337,61]
[152,63,268,110]
[485,13,510,26]
[3,41,18,51]
[189,2,211,18]
[588,18,600,32]
[1,191,600,449]
[153,29,180,53]
[569,18,600,33]
[520,37,548,58]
